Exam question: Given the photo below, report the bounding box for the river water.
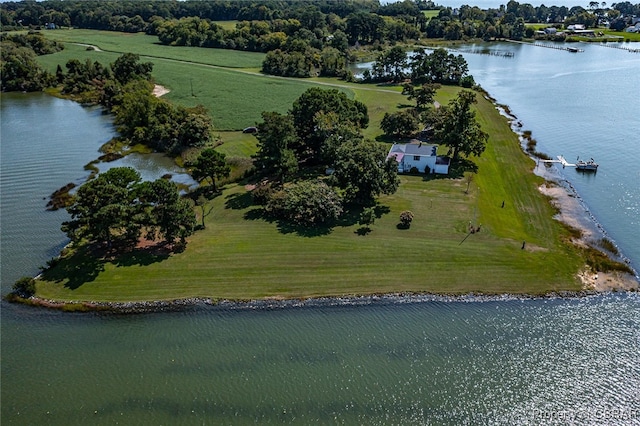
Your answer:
[458,42,640,271]
[1,43,639,424]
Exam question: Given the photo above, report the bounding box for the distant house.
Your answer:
[544,27,558,34]
[625,22,640,33]
[387,142,450,175]
[566,24,586,31]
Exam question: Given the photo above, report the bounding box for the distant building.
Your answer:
[625,22,640,33]
[387,142,450,175]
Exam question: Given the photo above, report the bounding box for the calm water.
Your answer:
[458,42,640,270]
[1,46,640,424]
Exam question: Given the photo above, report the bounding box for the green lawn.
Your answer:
[212,20,239,31]
[423,10,440,19]
[36,81,584,302]
[33,29,586,302]
[216,131,258,158]
[41,29,265,68]
[37,168,582,302]
[600,29,640,41]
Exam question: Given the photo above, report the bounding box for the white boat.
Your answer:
[576,158,598,171]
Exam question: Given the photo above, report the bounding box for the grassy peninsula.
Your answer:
[31,30,591,303]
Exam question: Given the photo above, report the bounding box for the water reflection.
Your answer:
[100,153,198,191]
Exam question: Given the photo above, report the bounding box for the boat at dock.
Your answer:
[542,155,599,172]
[576,158,598,171]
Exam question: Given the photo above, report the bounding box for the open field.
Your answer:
[41,29,266,68]
[36,40,351,130]
[212,20,239,30]
[602,29,640,41]
[423,10,440,19]
[37,163,582,302]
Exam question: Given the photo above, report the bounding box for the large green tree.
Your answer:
[190,148,231,193]
[381,110,420,139]
[138,179,196,243]
[254,111,299,181]
[266,180,343,226]
[372,46,407,82]
[403,82,441,110]
[0,45,54,92]
[63,167,196,249]
[62,167,143,248]
[331,138,399,205]
[111,52,153,85]
[290,88,368,164]
[434,90,488,161]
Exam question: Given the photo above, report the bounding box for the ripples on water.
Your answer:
[2,295,639,424]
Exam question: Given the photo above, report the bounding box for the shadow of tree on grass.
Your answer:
[40,246,106,290]
[40,242,173,290]
[225,191,253,210]
[113,244,171,268]
[242,203,391,237]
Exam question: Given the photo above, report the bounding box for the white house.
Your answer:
[387,142,450,175]
[625,22,640,33]
[566,24,586,31]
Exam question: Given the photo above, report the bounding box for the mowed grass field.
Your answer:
[41,29,265,68]
[37,32,355,131]
[34,30,585,301]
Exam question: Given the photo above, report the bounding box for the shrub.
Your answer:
[526,138,537,153]
[359,207,376,228]
[251,181,275,205]
[12,277,36,298]
[460,75,475,88]
[597,238,619,256]
[266,180,343,226]
[399,210,414,228]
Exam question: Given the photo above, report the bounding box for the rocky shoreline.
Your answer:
[15,288,639,314]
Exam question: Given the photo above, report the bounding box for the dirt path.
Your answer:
[74,43,103,52]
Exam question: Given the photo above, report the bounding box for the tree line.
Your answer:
[54,52,214,154]
[0,31,61,91]
[3,0,639,44]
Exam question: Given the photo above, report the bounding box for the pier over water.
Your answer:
[505,39,584,52]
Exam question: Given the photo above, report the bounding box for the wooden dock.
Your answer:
[538,155,577,167]
[583,41,640,53]
[506,39,584,53]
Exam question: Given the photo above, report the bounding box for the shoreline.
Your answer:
[12,289,639,314]
[491,96,639,291]
[9,86,638,311]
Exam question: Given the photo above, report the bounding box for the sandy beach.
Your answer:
[152,84,170,97]
[534,163,639,292]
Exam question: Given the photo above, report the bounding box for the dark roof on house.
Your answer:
[403,144,437,156]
